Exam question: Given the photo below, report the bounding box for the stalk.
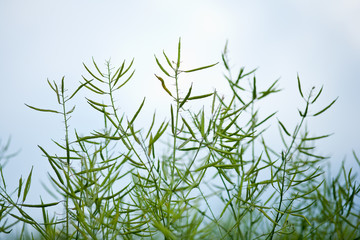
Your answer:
[60,81,70,238]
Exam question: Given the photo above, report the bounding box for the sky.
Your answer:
[0,0,359,210]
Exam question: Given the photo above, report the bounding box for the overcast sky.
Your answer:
[1,0,359,204]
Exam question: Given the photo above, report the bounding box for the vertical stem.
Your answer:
[61,82,70,238]
[167,40,181,232]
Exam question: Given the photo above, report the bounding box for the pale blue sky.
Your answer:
[1,0,359,203]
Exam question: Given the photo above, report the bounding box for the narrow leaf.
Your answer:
[155,74,173,97]
[61,76,65,94]
[76,164,114,175]
[112,60,125,82]
[146,112,156,140]
[69,79,92,100]
[184,62,218,73]
[188,93,213,100]
[170,105,175,134]
[119,58,134,79]
[25,104,60,114]
[278,120,291,136]
[129,97,145,125]
[182,117,196,139]
[252,76,257,99]
[150,122,168,145]
[313,97,338,116]
[66,105,76,115]
[163,50,174,69]
[20,202,60,208]
[200,109,205,137]
[22,167,33,202]
[155,55,171,77]
[177,37,181,69]
[82,76,106,94]
[179,83,193,108]
[215,164,242,169]
[115,70,135,90]
[9,213,36,225]
[208,145,234,155]
[86,98,109,108]
[128,123,141,144]
[83,63,104,82]
[17,177,23,199]
[353,150,360,166]
[255,111,277,128]
[47,79,57,93]
[222,53,229,70]
[195,158,224,172]
[303,134,332,141]
[311,86,323,104]
[297,73,304,98]
[257,208,278,225]
[237,67,257,83]
[92,57,104,77]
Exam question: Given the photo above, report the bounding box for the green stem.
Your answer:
[60,85,70,238]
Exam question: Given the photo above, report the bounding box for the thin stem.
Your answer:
[60,85,70,238]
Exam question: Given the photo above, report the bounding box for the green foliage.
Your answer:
[1,39,360,239]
